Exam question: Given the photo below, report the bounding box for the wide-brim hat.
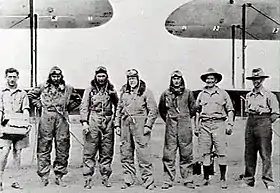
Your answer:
[246,68,269,80]
[200,68,223,83]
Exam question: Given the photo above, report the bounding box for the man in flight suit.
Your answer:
[80,66,118,189]
[28,66,81,187]
[158,70,197,189]
[114,69,158,190]
[240,68,279,190]
[194,68,234,189]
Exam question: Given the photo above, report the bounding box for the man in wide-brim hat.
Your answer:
[240,68,279,190]
[194,68,234,189]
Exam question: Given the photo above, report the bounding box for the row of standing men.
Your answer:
[0,66,279,191]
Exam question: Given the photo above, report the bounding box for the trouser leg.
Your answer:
[53,114,70,177]
[162,118,178,185]
[37,112,55,178]
[120,121,136,185]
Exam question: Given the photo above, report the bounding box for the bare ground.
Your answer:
[2,118,280,193]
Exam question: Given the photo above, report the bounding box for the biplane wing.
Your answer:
[165,0,280,40]
[0,0,113,28]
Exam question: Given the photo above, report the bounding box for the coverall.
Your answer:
[159,86,196,185]
[80,82,118,180]
[28,81,81,178]
[114,80,158,188]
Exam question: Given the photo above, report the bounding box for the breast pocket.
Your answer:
[212,98,226,114]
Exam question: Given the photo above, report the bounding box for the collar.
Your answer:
[250,87,266,96]
[202,85,220,95]
[1,84,23,92]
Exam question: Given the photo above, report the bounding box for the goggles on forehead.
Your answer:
[95,66,108,75]
[171,70,183,77]
[126,69,139,77]
[50,70,62,75]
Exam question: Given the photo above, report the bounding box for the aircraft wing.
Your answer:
[165,0,280,40]
[0,0,113,28]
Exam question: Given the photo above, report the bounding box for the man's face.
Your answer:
[50,74,62,85]
[252,78,264,89]
[205,75,217,88]
[96,73,107,85]
[171,76,182,87]
[128,76,138,89]
[6,72,19,87]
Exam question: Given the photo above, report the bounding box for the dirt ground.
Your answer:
[2,118,280,193]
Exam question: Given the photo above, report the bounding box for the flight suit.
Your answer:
[28,82,81,178]
[159,87,196,185]
[115,80,158,188]
[80,83,118,180]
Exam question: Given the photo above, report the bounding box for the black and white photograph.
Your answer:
[0,0,279,192]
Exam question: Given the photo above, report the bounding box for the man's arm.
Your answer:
[144,89,158,129]
[0,92,3,122]
[268,92,280,123]
[79,87,91,125]
[67,87,82,112]
[188,90,199,118]
[110,89,119,119]
[223,91,235,125]
[27,84,43,109]
[158,92,167,122]
[22,91,30,117]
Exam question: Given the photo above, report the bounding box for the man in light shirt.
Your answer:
[240,68,279,190]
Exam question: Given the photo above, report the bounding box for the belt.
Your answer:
[200,117,226,122]
[42,106,66,114]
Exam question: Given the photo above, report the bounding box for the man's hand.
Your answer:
[82,124,90,135]
[225,123,233,135]
[143,126,151,135]
[115,126,121,136]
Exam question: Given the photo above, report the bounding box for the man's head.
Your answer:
[5,68,19,88]
[48,66,64,86]
[200,68,222,88]
[246,68,269,89]
[205,74,218,88]
[95,66,108,86]
[126,69,139,89]
[170,70,183,88]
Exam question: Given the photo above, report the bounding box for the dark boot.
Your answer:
[55,175,67,187]
[219,165,228,189]
[196,166,210,187]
